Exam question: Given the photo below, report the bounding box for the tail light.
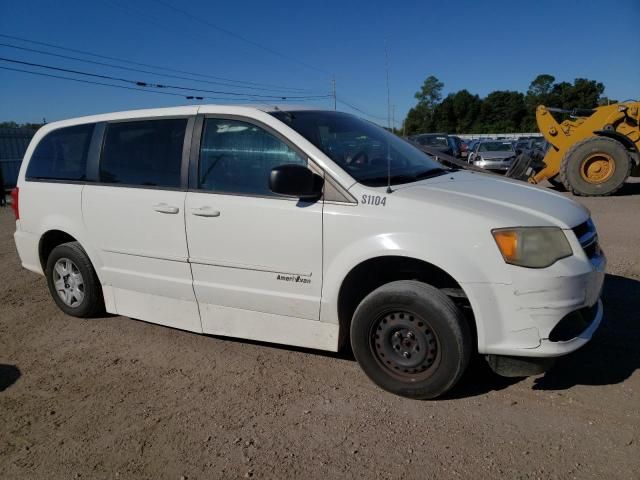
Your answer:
[10,187,19,220]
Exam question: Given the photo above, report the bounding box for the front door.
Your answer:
[185,116,323,346]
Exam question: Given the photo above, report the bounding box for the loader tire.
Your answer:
[559,137,631,196]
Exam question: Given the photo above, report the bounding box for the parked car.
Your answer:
[449,135,467,159]
[411,133,456,157]
[515,137,545,155]
[466,139,481,156]
[468,140,517,172]
[12,106,605,399]
[458,138,469,158]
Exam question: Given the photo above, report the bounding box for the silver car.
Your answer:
[467,140,516,172]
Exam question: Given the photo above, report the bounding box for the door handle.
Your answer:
[191,206,221,217]
[153,203,179,214]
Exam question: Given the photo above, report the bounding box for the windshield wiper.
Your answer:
[362,168,449,187]
[414,167,449,180]
[361,174,417,186]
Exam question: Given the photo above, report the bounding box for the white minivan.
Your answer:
[12,105,605,399]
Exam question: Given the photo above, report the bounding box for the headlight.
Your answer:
[492,227,572,268]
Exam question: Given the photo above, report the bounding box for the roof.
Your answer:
[33,104,330,134]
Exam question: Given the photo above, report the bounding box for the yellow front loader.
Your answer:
[510,102,640,196]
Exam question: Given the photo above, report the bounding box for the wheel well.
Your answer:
[337,256,476,349]
[39,230,77,270]
[594,130,639,158]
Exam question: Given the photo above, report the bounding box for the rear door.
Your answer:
[82,116,201,332]
[184,115,323,346]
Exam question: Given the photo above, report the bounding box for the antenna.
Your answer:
[391,104,396,133]
[384,41,391,129]
[384,40,392,193]
[331,76,337,110]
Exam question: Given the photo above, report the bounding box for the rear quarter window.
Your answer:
[26,124,94,181]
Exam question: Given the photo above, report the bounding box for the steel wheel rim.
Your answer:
[370,311,441,382]
[580,153,615,184]
[53,258,85,307]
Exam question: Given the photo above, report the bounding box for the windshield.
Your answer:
[478,141,514,152]
[270,110,446,186]
[416,135,448,147]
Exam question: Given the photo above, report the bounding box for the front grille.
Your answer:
[572,220,591,239]
[572,219,599,259]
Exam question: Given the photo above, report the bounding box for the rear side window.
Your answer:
[100,119,187,188]
[198,118,306,197]
[26,124,94,181]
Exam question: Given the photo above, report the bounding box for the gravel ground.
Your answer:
[1,183,639,479]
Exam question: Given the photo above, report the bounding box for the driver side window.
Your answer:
[198,118,306,197]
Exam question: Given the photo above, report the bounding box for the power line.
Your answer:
[0,33,314,93]
[150,0,330,75]
[0,42,323,94]
[336,98,387,122]
[0,65,249,101]
[0,56,331,100]
[0,65,326,107]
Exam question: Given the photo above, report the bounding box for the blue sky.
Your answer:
[1,0,638,126]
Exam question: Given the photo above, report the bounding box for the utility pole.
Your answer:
[384,41,391,130]
[331,76,337,111]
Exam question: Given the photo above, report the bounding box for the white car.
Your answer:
[12,105,605,399]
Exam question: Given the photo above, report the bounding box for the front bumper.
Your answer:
[463,248,606,358]
[473,160,513,171]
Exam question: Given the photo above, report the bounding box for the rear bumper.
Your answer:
[14,224,43,275]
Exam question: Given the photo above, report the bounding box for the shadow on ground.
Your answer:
[0,364,21,392]
[534,274,640,390]
[547,179,640,196]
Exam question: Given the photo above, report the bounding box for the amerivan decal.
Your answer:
[276,274,311,284]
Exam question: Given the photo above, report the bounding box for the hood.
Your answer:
[389,171,589,228]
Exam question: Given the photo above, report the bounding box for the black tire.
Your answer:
[350,281,471,399]
[45,241,105,318]
[559,136,632,196]
[505,153,534,181]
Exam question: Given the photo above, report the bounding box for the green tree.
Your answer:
[403,73,606,134]
[414,75,444,109]
[475,91,526,133]
[404,75,444,134]
[522,74,556,130]
[527,74,556,98]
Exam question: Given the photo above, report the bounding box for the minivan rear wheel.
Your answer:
[45,242,104,317]
[350,281,471,399]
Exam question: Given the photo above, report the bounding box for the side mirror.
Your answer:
[269,164,323,200]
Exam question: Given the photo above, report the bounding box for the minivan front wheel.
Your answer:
[350,281,471,399]
[45,242,104,317]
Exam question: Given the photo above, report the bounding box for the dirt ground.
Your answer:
[1,182,639,480]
